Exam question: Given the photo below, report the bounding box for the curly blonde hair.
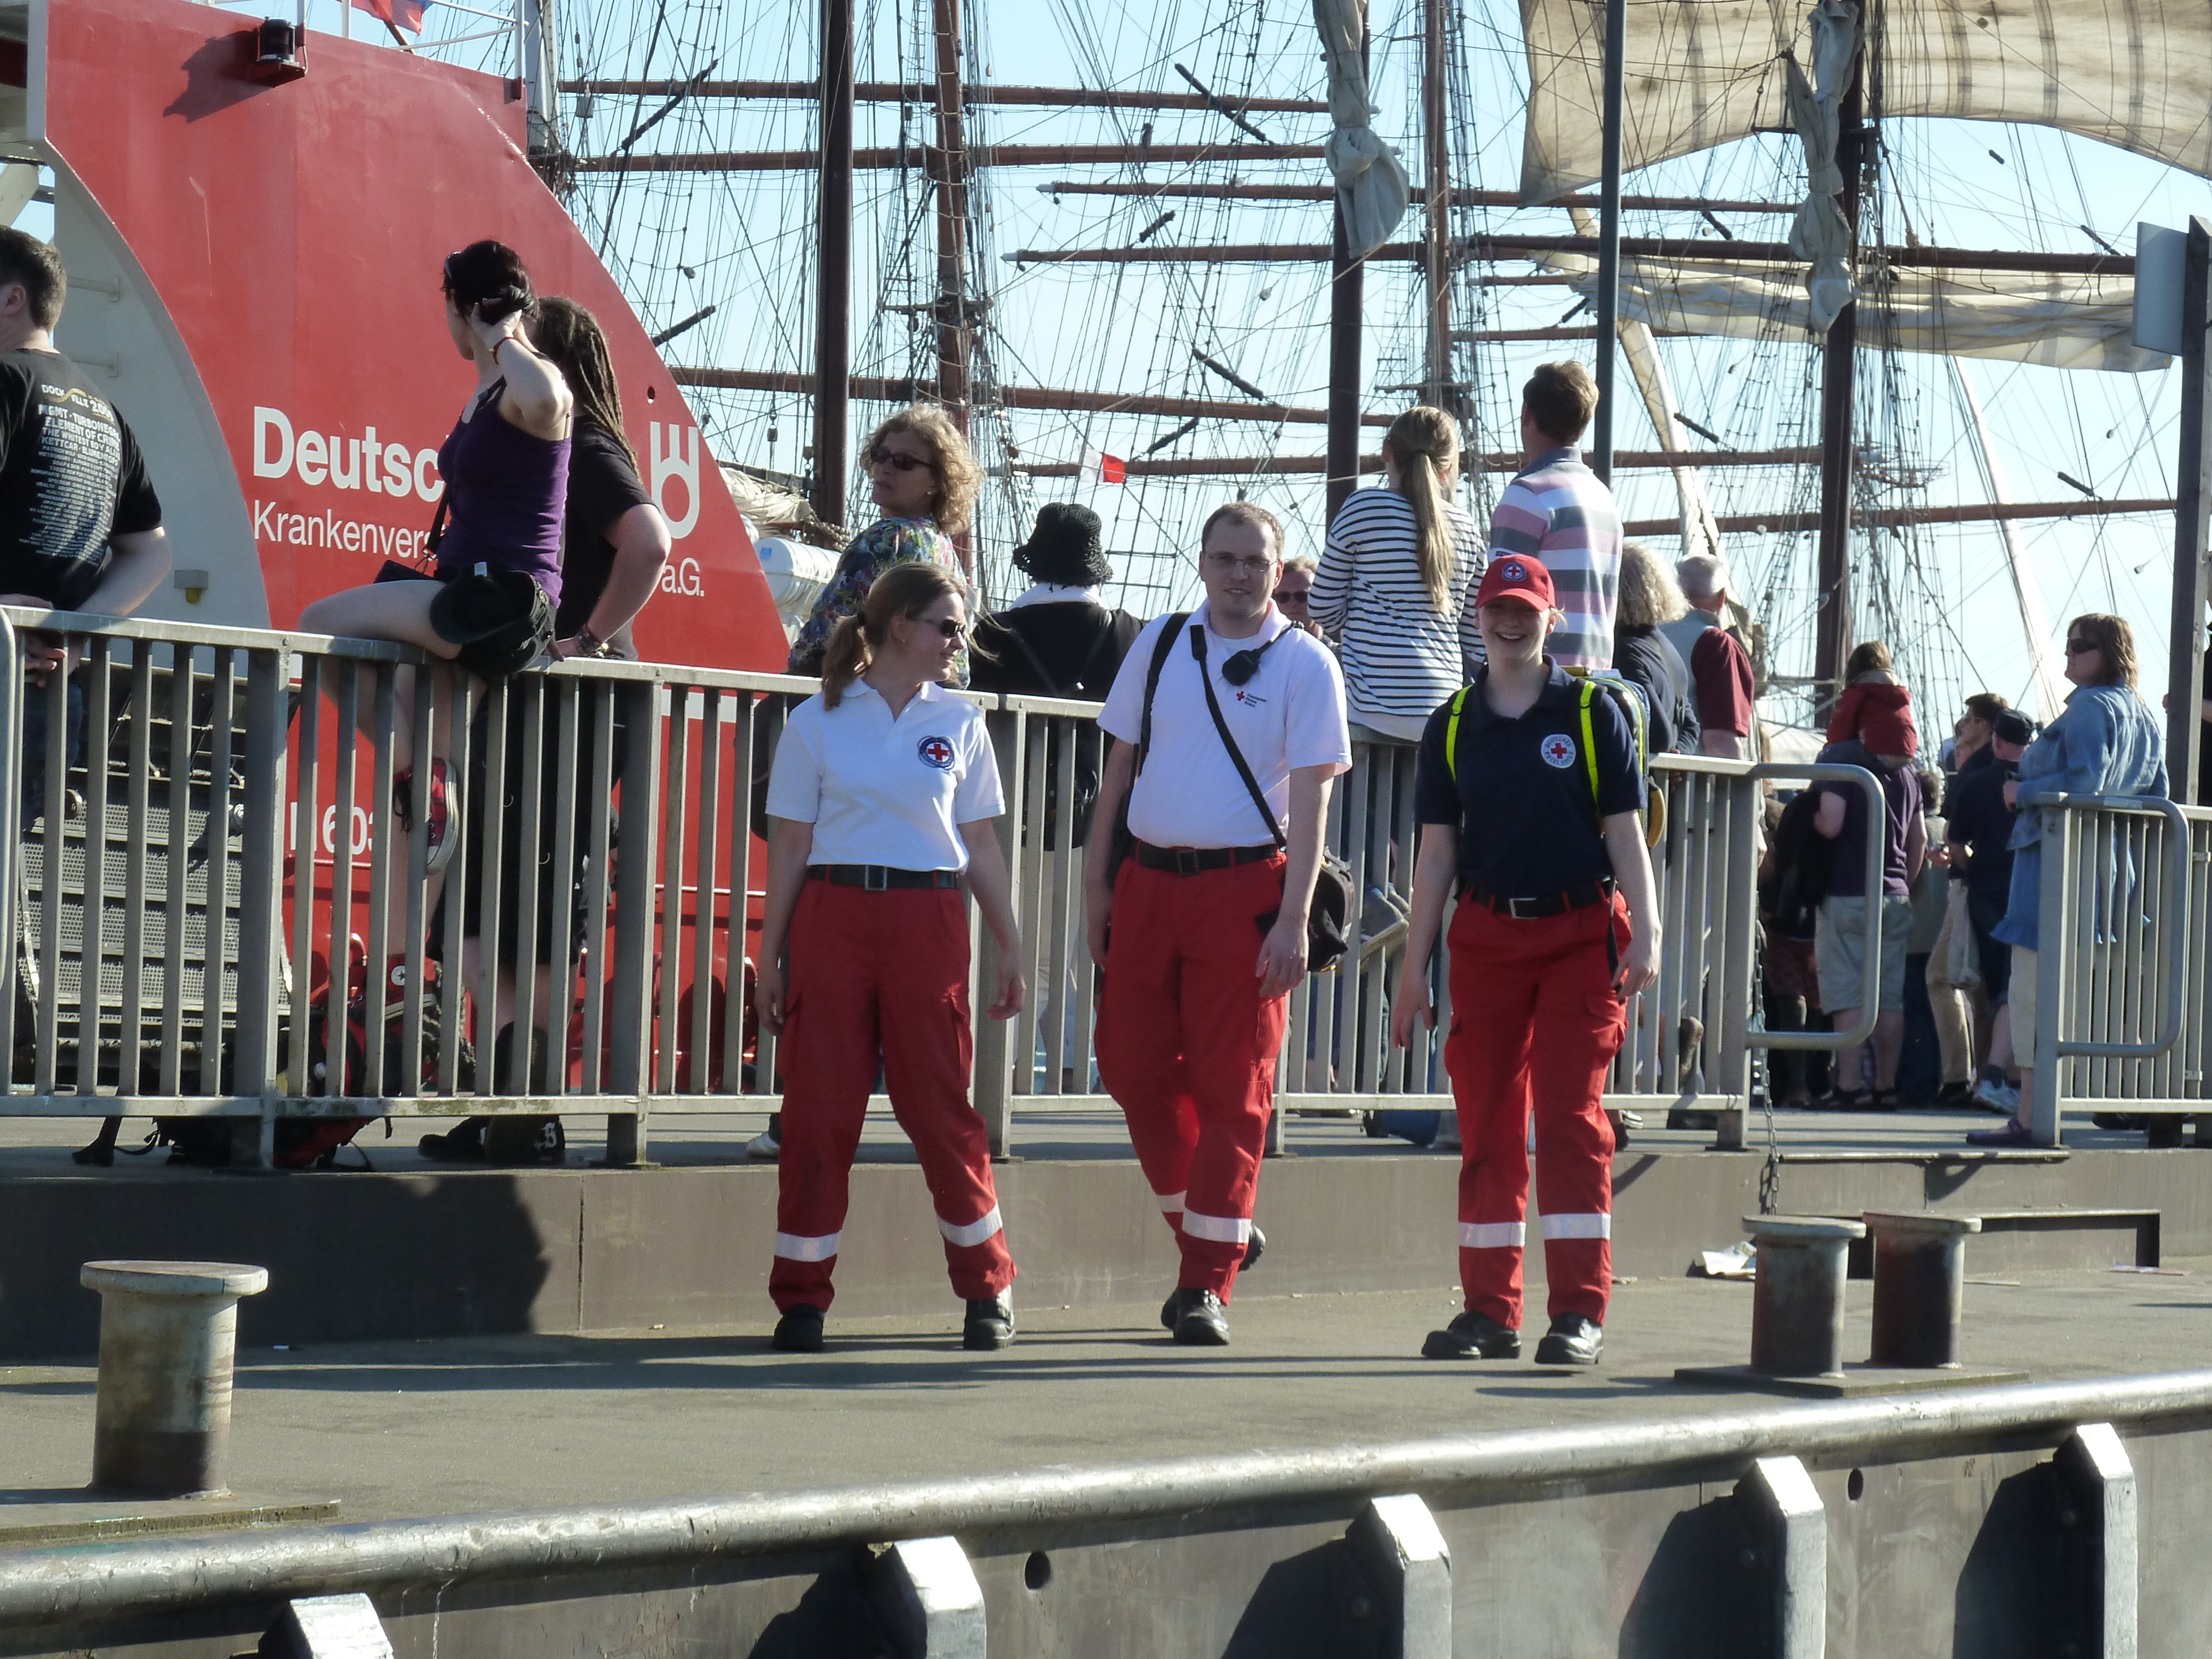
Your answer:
[863,405,982,536]
[1616,541,1688,628]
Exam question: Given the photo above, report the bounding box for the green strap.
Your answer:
[1445,687,1468,781]
[1579,682,1600,812]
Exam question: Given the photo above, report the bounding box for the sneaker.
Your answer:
[393,759,456,872]
[1971,1077,2020,1115]
[745,1126,781,1161]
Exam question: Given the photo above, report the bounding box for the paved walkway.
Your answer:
[4,1264,2204,1524]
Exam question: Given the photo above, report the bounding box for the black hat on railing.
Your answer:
[1011,502,1112,588]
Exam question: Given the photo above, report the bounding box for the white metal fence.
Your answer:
[0,607,2194,1161]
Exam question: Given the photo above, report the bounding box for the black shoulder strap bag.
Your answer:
[1186,622,1355,977]
[1102,612,1188,891]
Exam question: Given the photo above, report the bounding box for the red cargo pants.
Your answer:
[770,880,1015,1312]
[1444,891,1629,1329]
[1095,854,1287,1298]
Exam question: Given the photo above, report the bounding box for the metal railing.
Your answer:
[16,607,2204,1161]
[0,1370,2197,1651]
[2027,791,2201,1143]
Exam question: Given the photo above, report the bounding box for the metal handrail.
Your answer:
[2033,790,2192,1062]
[1743,760,1885,1052]
[1,1369,2206,1626]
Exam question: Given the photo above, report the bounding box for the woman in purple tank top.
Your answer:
[302,241,572,880]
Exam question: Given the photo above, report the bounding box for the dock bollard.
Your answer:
[81,1260,269,1498]
[1744,1216,1865,1379]
[1863,1211,1981,1368]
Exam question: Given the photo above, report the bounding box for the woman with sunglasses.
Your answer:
[1968,613,2165,1148]
[786,405,980,686]
[757,560,1026,1352]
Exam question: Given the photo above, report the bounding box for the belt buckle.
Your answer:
[1507,896,1539,920]
[1173,848,1201,877]
[863,865,889,893]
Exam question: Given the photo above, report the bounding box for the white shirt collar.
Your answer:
[1190,597,1292,649]
[843,677,948,707]
[1008,582,1103,609]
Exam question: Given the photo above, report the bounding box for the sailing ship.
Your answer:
[519,0,2199,732]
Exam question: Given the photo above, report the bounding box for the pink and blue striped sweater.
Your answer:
[1485,446,1623,670]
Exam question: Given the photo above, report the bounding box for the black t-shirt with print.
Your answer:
[1413,661,1645,896]
[552,418,653,652]
[0,349,161,608]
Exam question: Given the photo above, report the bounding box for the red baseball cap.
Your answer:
[1473,554,1556,611]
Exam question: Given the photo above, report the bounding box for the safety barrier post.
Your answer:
[1347,1493,1452,1658]
[2030,802,2075,1146]
[865,1535,987,1658]
[231,646,290,1166]
[604,679,661,1164]
[2056,1423,2137,1658]
[1714,770,1760,1149]
[974,703,1021,1158]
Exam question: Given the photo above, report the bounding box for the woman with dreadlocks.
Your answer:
[419,296,672,1164]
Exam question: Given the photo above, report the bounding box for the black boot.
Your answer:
[1166,1287,1230,1346]
[963,1290,1015,1350]
[1533,1312,1604,1367]
[1421,1308,1521,1361]
[772,1304,826,1353]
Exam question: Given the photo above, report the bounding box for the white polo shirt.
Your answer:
[764,679,1004,870]
[1099,601,1351,850]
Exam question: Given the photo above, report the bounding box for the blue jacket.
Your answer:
[1992,682,2166,952]
[2009,682,2166,844]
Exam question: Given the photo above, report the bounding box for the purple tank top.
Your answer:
[435,379,571,604]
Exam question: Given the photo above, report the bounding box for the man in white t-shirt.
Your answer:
[1087,502,1352,1345]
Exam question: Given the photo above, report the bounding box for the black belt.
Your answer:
[1133,841,1279,875]
[1463,878,1614,919]
[808,865,963,891]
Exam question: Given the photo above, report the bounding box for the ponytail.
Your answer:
[817,559,967,709]
[821,614,871,709]
[1384,405,1460,615]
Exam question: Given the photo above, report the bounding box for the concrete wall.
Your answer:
[5,1147,2208,1360]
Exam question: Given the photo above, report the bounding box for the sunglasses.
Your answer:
[1275,586,1312,602]
[909,615,963,639]
[870,446,937,474]
[2064,638,2098,655]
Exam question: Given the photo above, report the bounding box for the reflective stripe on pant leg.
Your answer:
[1448,898,1541,1329]
[1530,897,1626,1325]
[880,887,1015,1302]
[1172,857,1288,1299]
[770,881,879,1312]
[1098,861,1200,1236]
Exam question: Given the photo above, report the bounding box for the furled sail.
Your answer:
[1314,0,1410,258]
[1549,255,2169,373]
[1520,0,2212,204]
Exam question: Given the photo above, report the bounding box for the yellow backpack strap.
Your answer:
[1578,681,1600,817]
[1444,687,1469,782]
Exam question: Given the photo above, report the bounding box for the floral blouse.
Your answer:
[786,515,968,686]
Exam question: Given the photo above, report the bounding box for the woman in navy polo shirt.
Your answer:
[1390,555,1660,1368]
[757,562,1026,1354]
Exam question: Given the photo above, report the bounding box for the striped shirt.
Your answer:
[1486,446,1623,670]
[1311,486,1487,739]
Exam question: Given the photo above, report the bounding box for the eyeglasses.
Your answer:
[870,446,937,474]
[1203,551,1275,577]
[909,615,963,639]
[1275,587,1312,603]
[2064,638,2098,655]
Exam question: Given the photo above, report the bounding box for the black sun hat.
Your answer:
[1011,502,1112,587]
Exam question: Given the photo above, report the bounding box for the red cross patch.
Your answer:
[1540,733,1577,770]
[917,735,957,770]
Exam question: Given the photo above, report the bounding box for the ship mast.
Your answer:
[1812,42,1868,717]
[931,0,975,573]
[1420,0,1451,415]
[811,0,854,528]
[1324,12,1368,522]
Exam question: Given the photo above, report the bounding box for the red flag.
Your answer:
[1083,446,1126,485]
[352,0,428,33]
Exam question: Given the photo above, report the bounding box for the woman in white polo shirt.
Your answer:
[757,562,1026,1354]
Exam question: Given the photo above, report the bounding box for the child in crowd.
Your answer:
[1826,640,1919,764]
